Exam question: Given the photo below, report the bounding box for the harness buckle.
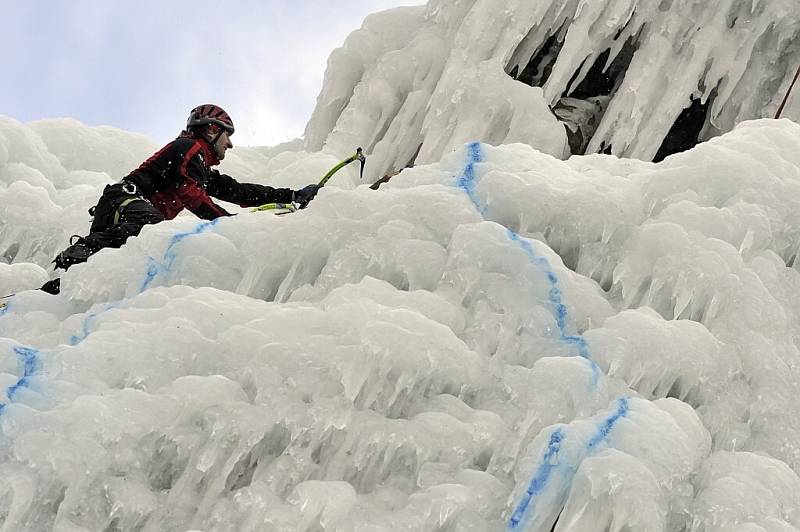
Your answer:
[122,182,138,195]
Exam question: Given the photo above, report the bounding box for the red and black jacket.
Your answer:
[124,133,294,220]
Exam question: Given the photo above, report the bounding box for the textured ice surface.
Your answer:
[3,117,800,530]
[304,0,800,179]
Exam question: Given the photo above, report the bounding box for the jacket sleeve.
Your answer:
[206,170,295,207]
[179,150,232,220]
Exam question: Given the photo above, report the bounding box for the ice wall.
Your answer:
[304,0,800,179]
[3,117,800,530]
[0,117,361,270]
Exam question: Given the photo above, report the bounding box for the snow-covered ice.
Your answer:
[3,0,800,529]
[306,0,800,179]
[3,112,800,530]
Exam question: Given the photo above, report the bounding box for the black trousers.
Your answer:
[44,182,165,293]
[83,182,165,251]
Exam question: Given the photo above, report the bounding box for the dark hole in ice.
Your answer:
[653,94,712,162]
[565,36,637,100]
[552,35,639,155]
[510,29,566,88]
[508,22,642,156]
[2,243,19,263]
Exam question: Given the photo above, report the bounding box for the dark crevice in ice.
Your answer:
[566,36,638,100]
[225,425,292,492]
[549,507,564,532]
[553,33,640,155]
[2,242,19,263]
[509,25,567,88]
[371,142,422,190]
[147,436,187,492]
[653,91,714,162]
[507,18,644,156]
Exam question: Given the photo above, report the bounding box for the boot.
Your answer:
[40,278,61,295]
[53,235,97,271]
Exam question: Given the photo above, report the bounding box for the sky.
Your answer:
[2,0,426,147]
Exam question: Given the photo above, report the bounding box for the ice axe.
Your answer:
[252,147,366,214]
[318,147,365,186]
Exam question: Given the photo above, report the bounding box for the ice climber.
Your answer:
[42,104,320,295]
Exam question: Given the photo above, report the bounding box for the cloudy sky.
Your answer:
[3,1,425,147]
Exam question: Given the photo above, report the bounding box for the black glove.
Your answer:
[53,236,96,271]
[294,184,321,209]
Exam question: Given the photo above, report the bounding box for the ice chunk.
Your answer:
[693,451,800,532]
[507,397,709,531]
[2,113,800,529]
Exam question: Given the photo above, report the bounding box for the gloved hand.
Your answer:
[293,184,321,209]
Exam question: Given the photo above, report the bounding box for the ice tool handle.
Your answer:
[251,148,365,214]
[250,202,297,214]
[318,147,365,187]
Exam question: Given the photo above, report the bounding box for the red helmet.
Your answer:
[186,104,235,134]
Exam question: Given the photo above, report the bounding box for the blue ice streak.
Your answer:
[4,218,221,418]
[508,428,565,529]
[456,142,596,368]
[457,142,487,216]
[72,219,220,346]
[0,345,42,415]
[508,397,631,529]
[69,308,103,346]
[506,230,594,363]
[588,396,630,449]
[139,219,218,293]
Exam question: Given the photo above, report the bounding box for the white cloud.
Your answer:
[2,0,426,148]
